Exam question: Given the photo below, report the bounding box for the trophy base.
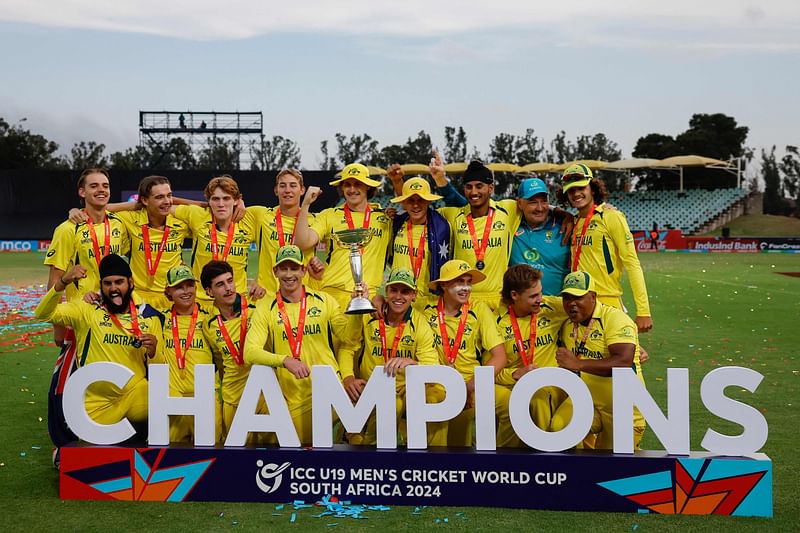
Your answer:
[346,297,377,315]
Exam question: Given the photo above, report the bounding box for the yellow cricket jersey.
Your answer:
[390,222,433,300]
[571,203,651,317]
[310,204,392,294]
[173,205,258,300]
[159,304,213,396]
[558,302,643,412]
[422,299,504,381]
[44,214,130,300]
[338,308,438,390]
[249,206,319,294]
[116,209,192,296]
[202,296,257,406]
[439,199,520,298]
[34,287,165,401]
[244,290,353,412]
[494,296,568,386]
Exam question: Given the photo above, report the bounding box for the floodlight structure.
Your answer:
[139,111,264,169]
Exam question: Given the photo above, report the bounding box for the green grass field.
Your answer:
[1,252,798,531]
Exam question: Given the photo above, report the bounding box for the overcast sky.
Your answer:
[1,1,798,168]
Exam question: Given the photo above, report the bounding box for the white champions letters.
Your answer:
[62,363,768,455]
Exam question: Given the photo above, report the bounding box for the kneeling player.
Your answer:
[494,265,568,447]
[200,260,258,441]
[160,265,215,443]
[244,245,354,445]
[339,268,447,446]
[34,254,164,431]
[423,259,507,447]
[550,271,647,449]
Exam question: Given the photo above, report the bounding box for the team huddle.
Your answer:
[35,153,653,454]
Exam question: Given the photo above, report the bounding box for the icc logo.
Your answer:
[255,460,291,494]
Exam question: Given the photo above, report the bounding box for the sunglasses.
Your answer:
[562,173,590,183]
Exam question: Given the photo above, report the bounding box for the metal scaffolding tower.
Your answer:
[139,111,263,169]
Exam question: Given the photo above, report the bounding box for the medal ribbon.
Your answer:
[171,304,198,370]
[142,224,171,276]
[509,307,537,366]
[210,219,235,262]
[405,221,427,280]
[86,214,111,267]
[344,204,371,230]
[437,298,470,365]
[378,317,406,363]
[276,289,307,360]
[571,318,596,352]
[218,293,248,365]
[106,300,142,341]
[275,209,296,247]
[466,207,494,266]
[571,204,596,271]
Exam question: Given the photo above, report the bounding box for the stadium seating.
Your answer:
[604,188,748,234]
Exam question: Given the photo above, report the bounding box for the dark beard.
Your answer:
[102,288,133,314]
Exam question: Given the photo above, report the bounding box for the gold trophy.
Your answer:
[333,228,376,314]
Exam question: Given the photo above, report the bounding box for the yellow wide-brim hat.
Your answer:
[329,163,382,188]
[391,176,443,203]
[429,259,486,291]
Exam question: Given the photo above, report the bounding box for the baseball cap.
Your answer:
[462,160,493,185]
[391,176,443,203]
[429,259,486,291]
[561,163,593,193]
[275,245,304,266]
[560,271,596,297]
[166,264,196,287]
[329,163,382,188]
[386,268,417,290]
[518,178,549,200]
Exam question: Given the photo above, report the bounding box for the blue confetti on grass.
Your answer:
[290,512,297,523]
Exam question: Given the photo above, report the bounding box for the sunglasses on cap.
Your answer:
[562,172,590,183]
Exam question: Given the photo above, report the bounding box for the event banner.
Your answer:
[60,445,772,517]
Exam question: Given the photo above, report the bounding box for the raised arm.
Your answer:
[292,186,322,251]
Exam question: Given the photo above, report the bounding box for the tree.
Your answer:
[443,126,467,163]
[401,130,433,163]
[488,132,518,196]
[317,140,338,171]
[762,146,783,215]
[514,128,545,165]
[0,117,66,169]
[69,141,108,170]
[110,138,196,170]
[676,113,748,160]
[780,145,800,217]
[197,138,241,171]
[333,133,380,167]
[251,135,301,170]
[632,133,680,160]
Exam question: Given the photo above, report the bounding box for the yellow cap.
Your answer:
[275,245,304,266]
[561,163,593,193]
[429,259,486,291]
[560,271,596,297]
[329,163,382,188]
[391,176,443,203]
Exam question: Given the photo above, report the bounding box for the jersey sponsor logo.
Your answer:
[523,248,541,263]
[619,325,635,338]
[46,249,57,257]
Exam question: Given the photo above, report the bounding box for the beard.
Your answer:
[102,287,133,314]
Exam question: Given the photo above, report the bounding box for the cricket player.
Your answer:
[422,259,507,446]
[494,264,569,447]
[293,163,393,312]
[338,268,447,446]
[34,254,164,429]
[247,168,325,295]
[550,271,647,449]
[557,164,653,333]
[382,174,451,311]
[200,260,258,439]
[244,245,355,445]
[160,264,215,443]
[172,175,264,304]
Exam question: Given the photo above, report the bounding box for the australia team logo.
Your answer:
[255,460,291,494]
